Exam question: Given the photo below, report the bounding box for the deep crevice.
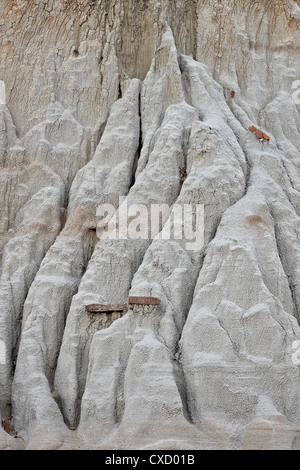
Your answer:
[129,88,143,190]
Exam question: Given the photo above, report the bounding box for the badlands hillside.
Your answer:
[1,0,300,450]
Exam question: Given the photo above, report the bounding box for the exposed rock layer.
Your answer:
[1,0,300,450]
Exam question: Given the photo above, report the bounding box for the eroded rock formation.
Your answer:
[1,0,300,450]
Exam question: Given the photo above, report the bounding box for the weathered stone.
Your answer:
[85,304,127,313]
[128,296,161,306]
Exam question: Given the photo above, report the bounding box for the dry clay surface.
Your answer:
[1,0,300,450]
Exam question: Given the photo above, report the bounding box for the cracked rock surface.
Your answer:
[1,0,300,450]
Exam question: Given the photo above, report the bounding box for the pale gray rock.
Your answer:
[54,102,198,429]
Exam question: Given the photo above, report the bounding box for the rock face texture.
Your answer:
[1,0,300,450]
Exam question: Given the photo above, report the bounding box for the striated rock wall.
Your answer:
[1,0,300,450]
